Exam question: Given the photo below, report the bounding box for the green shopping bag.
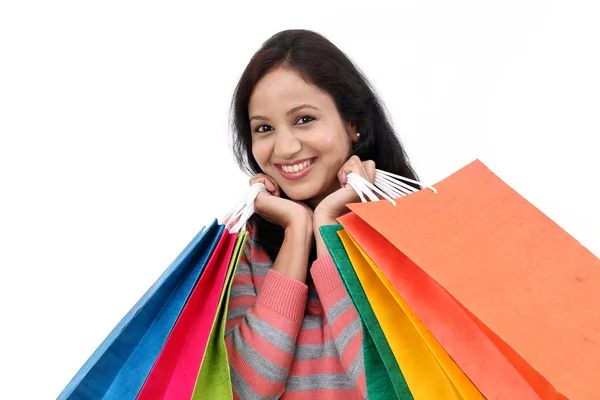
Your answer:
[321,224,412,400]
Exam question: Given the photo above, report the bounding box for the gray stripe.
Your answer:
[241,245,273,275]
[301,314,323,330]
[294,339,339,360]
[230,365,279,400]
[236,260,272,276]
[230,365,259,400]
[246,313,295,353]
[326,295,353,324]
[336,317,362,353]
[251,261,273,276]
[227,305,251,322]
[230,284,256,298]
[235,261,252,275]
[285,373,356,391]
[230,325,289,383]
[347,345,365,383]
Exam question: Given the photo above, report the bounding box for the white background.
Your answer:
[1,1,599,398]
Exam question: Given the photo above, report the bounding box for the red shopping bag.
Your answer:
[137,229,238,400]
[339,159,600,400]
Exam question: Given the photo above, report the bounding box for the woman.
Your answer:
[225,29,418,399]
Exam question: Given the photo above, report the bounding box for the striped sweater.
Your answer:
[225,224,366,399]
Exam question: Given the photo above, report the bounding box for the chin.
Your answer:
[282,189,315,202]
[280,184,321,202]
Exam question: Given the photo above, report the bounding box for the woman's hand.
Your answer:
[313,156,376,258]
[250,173,313,232]
[250,173,314,283]
[313,156,376,225]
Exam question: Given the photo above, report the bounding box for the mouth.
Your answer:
[276,157,317,181]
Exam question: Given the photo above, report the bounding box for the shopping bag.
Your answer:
[136,228,239,399]
[340,211,536,399]
[136,183,266,400]
[57,220,224,400]
[340,159,600,400]
[191,230,248,399]
[58,182,266,400]
[320,224,412,400]
[337,227,484,399]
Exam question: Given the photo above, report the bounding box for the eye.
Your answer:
[295,116,316,125]
[254,124,273,134]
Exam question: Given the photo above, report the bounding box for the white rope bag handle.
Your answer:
[219,182,266,233]
[222,169,435,233]
[347,169,437,205]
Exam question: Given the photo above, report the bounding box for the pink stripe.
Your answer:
[228,295,255,310]
[282,389,364,400]
[230,270,254,285]
[251,273,266,288]
[296,329,326,345]
[356,370,367,396]
[320,283,347,311]
[226,336,286,397]
[289,358,346,376]
[339,329,362,372]
[236,321,293,369]
[329,306,359,338]
[248,247,271,264]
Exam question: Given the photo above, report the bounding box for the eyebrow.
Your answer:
[249,104,321,122]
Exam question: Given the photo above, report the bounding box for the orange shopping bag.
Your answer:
[339,159,600,400]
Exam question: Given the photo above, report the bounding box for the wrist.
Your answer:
[313,212,338,260]
[273,219,312,283]
[313,211,338,230]
[285,217,313,252]
[287,213,313,235]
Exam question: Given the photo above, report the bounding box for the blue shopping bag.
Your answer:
[58,219,224,400]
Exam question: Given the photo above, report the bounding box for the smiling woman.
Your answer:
[224,29,418,399]
[249,67,357,205]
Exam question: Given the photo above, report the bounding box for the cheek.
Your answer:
[310,128,351,160]
[251,139,271,168]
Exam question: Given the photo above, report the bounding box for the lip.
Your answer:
[276,158,317,181]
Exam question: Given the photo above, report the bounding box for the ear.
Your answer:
[347,122,359,143]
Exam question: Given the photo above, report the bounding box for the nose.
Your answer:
[273,128,301,159]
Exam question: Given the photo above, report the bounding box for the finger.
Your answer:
[362,160,376,183]
[338,156,366,187]
[338,167,351,188]
[250,175,280,196]
[264,175,280,197]
[350,155,362,164]
[339,165,363,188]
[337,158,354,187]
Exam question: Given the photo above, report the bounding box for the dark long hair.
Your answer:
[230,29,419,262]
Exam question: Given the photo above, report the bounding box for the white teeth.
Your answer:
[282,159,312,173]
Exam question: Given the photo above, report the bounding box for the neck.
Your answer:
[306,179,341,210]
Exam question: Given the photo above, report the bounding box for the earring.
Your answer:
[356,132,361,139]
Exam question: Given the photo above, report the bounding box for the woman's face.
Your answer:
[248,67,357,205]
